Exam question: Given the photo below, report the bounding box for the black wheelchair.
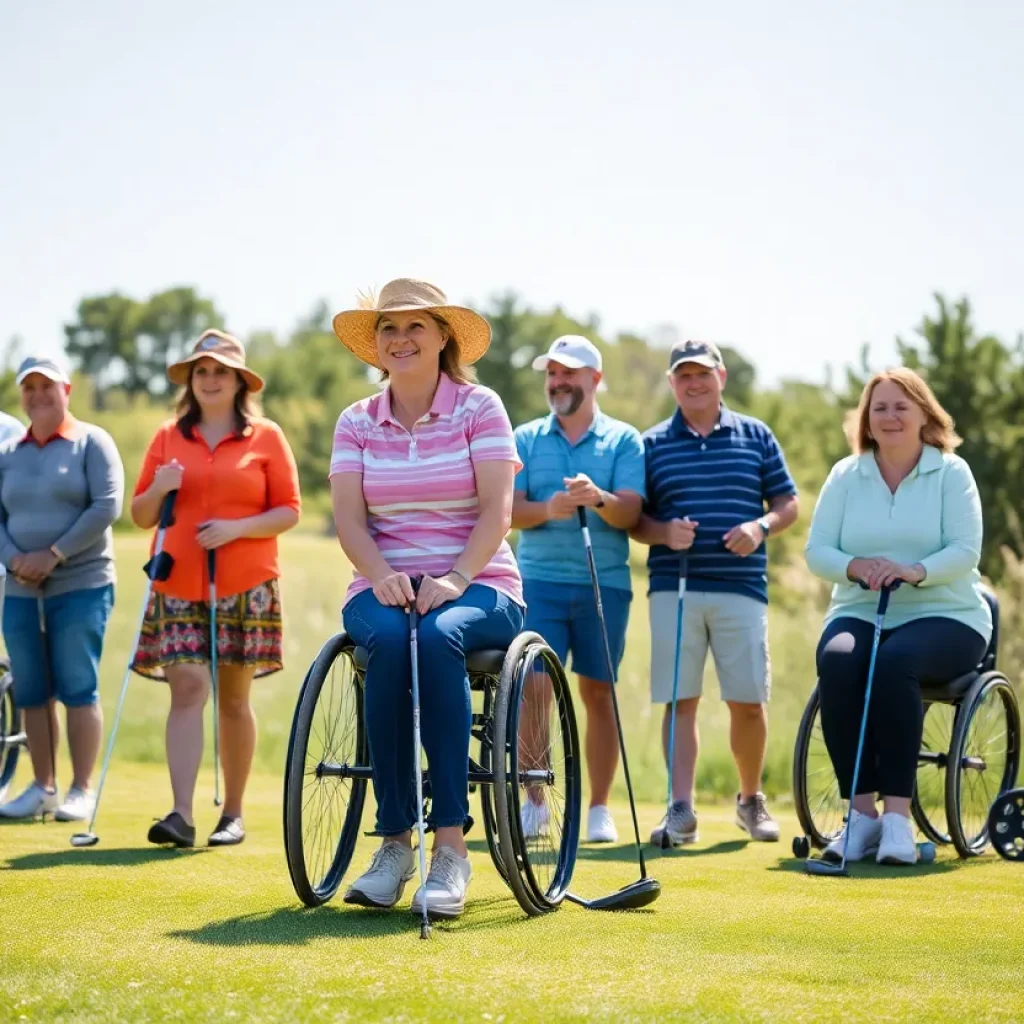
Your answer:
[0,656,24,804]
[793,590,1021,858]
[282,629,582,917]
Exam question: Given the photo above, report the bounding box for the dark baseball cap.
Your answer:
[668,339,724,372]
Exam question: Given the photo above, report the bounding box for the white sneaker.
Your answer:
[586,804,618,843]
[343,841,416,908]
[823,809,883,863]
[0,782,59,820]
[410,846,472,920]
[521,798,550,839]
[877,812,918,865]
[55,786,96,823]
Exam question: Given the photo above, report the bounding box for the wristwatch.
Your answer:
[756,517,771,538]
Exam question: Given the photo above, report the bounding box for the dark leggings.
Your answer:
[816,617,987,799]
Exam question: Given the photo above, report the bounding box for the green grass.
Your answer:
[5,534,1023,1021]
[3,761,1023,1023]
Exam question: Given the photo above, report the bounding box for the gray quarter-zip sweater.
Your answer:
[0,419,125,598]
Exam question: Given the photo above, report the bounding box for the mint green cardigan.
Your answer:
[804,445,992,642]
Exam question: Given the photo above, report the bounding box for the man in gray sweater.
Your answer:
[0,355,124,822]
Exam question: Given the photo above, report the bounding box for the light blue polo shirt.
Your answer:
[513,411,646,593]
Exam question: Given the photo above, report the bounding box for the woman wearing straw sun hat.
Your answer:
[130,329,301,849]
[329,279,524,920]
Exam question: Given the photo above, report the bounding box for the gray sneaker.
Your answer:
[735,792,780,842]
[344,841,416,908]
[650,800,698,847]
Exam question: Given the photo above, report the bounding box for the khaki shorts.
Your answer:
[649,589,770,705]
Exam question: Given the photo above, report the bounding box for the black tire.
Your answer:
[477,682,509,885]
[493,632,581,916]
[0,658,23,795]
[946,673,1021,858]
[792,686,844,850]
[283,633,368,907]
[912,701,955,845]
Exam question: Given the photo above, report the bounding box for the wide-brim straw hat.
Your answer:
[167,329,264,393]
[332,278,491,369]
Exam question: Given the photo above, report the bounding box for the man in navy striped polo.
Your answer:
[512,336,646,844]
[633,339,798,847]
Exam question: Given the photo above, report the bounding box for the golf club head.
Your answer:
[419,921,431,940]
[582,877,662,911]
[804,857,848,877]
[70,832,99,848]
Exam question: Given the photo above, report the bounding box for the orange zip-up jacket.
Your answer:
[133,417,301,601]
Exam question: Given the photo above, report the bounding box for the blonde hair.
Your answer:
[370,303,477,385]
[843,367,961,454]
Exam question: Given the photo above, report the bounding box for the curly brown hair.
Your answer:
[843,367,961,454]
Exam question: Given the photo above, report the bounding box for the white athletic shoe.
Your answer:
[54,787,96,823]
[586,804,618,843]
[521,798,550,839]
[0,782,59,820]
[877,812,918,865]
[343,841,416,908]
[823,809,883,863]
[410,846,472,919]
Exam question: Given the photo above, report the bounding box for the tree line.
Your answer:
[4,287,1022,581]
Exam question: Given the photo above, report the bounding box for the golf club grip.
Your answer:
[158,489,179,529]
[207,548,216,581]
[876,579,902,617]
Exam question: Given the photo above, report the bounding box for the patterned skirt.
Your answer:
[132,578,283,681]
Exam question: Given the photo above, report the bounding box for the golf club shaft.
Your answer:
[82,490,178,837]
[36,591,57,792]
[409,601,430,934]
[576,507,648,877]
[839,585,895,869]
[665,557,687,813]
[208,549,220,807]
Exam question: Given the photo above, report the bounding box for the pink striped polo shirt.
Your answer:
[329,373,524,607]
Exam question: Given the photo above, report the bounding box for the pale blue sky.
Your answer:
[2,1,1021,387]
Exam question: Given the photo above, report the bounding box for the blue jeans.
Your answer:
[3,584,115,709]
[343,585,524,834]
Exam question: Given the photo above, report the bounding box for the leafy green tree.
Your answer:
[137,287,223,394]
[64,293,144,408]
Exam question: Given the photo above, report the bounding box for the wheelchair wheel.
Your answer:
[283,633,368,906]
[0,658,23,798]
[477,682,509,885]
[792,686,843,849]
[493,632,581,916]
[946,673,1021,858]
[912,702,954,845]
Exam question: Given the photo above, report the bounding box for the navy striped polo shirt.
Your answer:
[642,404,796,604]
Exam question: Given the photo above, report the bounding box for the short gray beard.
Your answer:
[547,386,585,417]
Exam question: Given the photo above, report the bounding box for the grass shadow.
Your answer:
[2,847,211,871]
[168,894,536,946]
[651,839,749,858]
[767,855,958,879]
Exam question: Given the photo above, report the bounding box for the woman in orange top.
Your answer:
[131,330,300,849]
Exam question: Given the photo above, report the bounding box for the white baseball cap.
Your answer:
[531,335,602,373]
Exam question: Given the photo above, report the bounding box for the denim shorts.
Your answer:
[522,578,631,684]
[2,584,114,709]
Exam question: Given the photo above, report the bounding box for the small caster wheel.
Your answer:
[792,835,811,859]
[917,841,936,864]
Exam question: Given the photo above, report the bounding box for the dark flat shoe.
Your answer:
[148,811,196,848]
[208,815,245,847]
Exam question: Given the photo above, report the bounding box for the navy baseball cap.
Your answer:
[668,339,724,372]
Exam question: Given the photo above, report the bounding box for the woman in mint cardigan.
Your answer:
[805,368,991,866]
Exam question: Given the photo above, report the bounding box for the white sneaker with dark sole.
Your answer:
[410,846,472,920]
[586,805,618,843]
[344,841,416,908]
[0,782,59,821]
[823,809,883,863]
[55,787,97,823]
[877,813,918,865]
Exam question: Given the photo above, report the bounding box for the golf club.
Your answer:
[805,580,901,877]
[564,506,661,911]
[408,585,432,939]
[207,549,221,808]
[35,588,59,812]
[659,554,687,850]
[71,489,178,848]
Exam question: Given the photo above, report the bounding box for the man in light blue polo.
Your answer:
[511,335,645,843]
